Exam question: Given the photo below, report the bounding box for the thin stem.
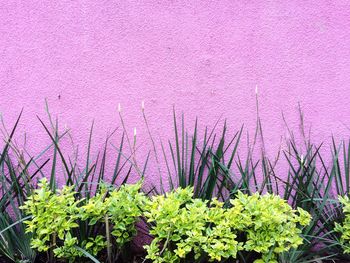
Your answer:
[159,230,172,256]
[118,110,142,177]
[142,107,163,192]
[105,214,112,263]
[49,233,56,263]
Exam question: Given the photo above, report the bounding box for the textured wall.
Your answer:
[1,1,350,183]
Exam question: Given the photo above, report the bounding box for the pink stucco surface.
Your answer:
[1,1,350,183]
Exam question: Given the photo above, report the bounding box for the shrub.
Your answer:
[20,178,82,262]
[144,187,241,263]
[21,178,147,262]
[144,187,311,263]
[80,182,147,261]
[230,191,311,263]
[335,196,350,254]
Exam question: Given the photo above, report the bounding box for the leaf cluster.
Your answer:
[144,187,311,263]
[21,179,146,262]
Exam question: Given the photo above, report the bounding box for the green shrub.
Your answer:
[230,191,311,263]
[81,182,147,258]
[108,182,147,245]
[144,187,311,263]
[21,179,147,262]
[335,196,350,254]
[144,187,241,263]
[21,178,107,261]
[20,178,82,261]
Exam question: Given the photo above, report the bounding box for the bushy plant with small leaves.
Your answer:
[107,182,147,245]
[335,196,350,254]
[22,179,147,262]
[20,178,82,262]
[79,185,109,257]
[80,182,147,261]
[230,191,311,263]
[144,187,311,263]
[144,187,242,263]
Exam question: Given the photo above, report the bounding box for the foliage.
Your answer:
[145,108,244,201]
[2,105,350,263]
[20,178,83,261]
[144,187,311,263]
[273,138,335,263]
[231,191,311,263]
[335,196,350,254]
[106,182,147,245]
[0,102,143,263]
[316,139,350,261]
[21,178,147,262]
[144,187,241,263]
[81,181,147,261]
[0,111,36,263]
[37,102,139,262]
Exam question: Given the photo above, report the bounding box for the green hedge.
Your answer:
[21,180,311,263]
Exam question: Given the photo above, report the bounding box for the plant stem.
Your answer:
[142,107,163,190]
[49,233,56,263]
[105,214,112,263]
[118,110,142,177]
[159,231,171,255]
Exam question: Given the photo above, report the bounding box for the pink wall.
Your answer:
[1,1,350,183]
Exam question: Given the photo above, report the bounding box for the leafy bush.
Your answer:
[81,182,147,261]
[21,179,147,262]
[335,196,350,254]
[231,191,311,262]
[144,187,241,263]
[20,178,82,261]
[144,187,311,263]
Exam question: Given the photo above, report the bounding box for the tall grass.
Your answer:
[142,106,248,201]
[314,138,350,261]
[0,110,36,262]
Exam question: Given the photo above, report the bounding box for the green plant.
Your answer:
[144,187,242,263]
[334,196,350,254]
[107,182,147,245]
[0,101,146,262]
[315,139,350,262]
[21,178,147,263]
[33,102,143,262]
[231,191,311,263]
[143,107,244,201]
[0,111,37,263]
[144,187,311,263]
[1,103,348,263]
[275,139,335,263]
[81,182,147,262]
[20,178,83,262]
[255,108,337,263]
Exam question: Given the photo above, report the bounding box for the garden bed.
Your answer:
[1,110,350,263]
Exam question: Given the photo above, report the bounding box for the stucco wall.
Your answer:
[1,1,350,183]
